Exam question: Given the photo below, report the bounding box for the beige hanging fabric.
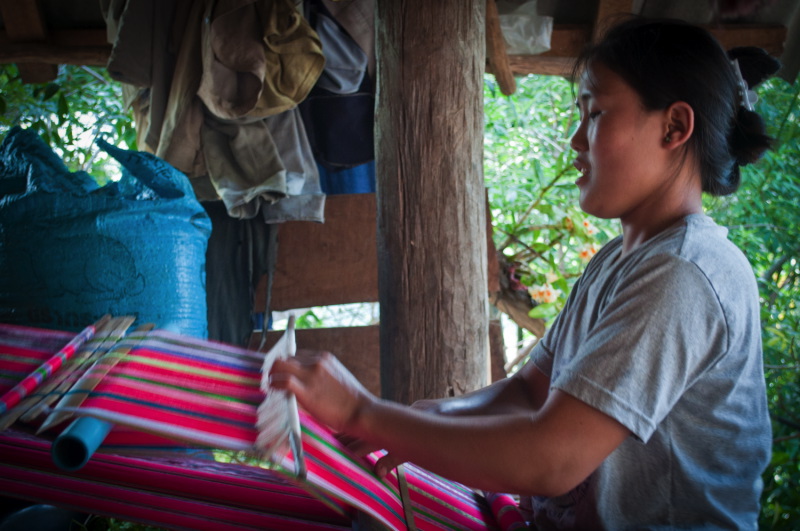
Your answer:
[198,0,325,119]
[102,0,326,221]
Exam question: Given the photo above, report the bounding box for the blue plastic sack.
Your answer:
[0,126,211,338]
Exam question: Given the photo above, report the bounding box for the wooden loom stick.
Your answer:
[37,323,155,433]
[0,316,134,430]
[397,464,419,531]
[0,316,106,416]
[16,316,136,425]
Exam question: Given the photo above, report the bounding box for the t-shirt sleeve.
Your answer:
[550,254,729,442]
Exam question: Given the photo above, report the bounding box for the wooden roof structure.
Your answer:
[1,0,797,404]
[1,0,797,84]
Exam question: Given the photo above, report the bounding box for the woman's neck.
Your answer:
[620,176,703,255]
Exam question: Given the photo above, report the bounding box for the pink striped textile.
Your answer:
[486,492,529,530]
[0,428,351,530]
[0,324,530,531]
[0,323,94,414]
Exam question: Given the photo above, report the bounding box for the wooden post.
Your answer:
[375,0,489,404]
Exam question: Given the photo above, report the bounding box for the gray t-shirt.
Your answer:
[528,214,771,530]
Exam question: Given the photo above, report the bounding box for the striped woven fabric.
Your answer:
[0,322,95,414]
[0,323,529,531]
[0,428,351,531]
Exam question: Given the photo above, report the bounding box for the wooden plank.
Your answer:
[258,194,379,311]
[485,0,516,95]
[258,191,499,312]
[250,325,381,396]
[376,0,489,403]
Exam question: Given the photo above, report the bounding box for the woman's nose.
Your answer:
[570,120,587,152]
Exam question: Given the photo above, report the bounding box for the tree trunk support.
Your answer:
[375,0,489,404]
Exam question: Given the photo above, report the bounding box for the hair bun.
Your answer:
[727,47,781,88]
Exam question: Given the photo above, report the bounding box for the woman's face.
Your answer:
[570,63,673,223]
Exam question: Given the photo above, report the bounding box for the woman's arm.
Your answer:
[270,353,629,496]
[415,360,551,416]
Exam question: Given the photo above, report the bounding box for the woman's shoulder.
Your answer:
[675,214,753,277]
[582,214,755,297]
[626,214,758,299]
[632,214,747,265]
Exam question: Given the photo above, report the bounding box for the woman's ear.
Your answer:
[663,101,694,149]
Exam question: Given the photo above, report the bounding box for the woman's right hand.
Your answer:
[269,351,373,435]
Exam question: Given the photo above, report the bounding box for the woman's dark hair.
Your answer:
[572,17,780,196]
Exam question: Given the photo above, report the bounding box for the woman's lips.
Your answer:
[574,160,590,185]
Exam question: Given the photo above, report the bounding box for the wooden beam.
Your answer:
[0,30,110,67]
[503,23,786,77]
[500,24,590,77]
[485,0,516,95]
[0,41,110,66]
[497,24,589,77]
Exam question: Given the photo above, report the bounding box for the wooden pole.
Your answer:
[485,0,516,95]
[375,0,489,404]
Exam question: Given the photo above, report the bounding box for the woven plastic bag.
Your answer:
[0,126,211,338]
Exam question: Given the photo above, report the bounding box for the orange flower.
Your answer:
[579,243,599,262]
[529,283,562,304]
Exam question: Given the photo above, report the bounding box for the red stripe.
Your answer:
[0,430,350,529]
[94,376,257,426]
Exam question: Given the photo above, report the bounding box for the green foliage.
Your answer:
[0,64,136,185]
[484,74,618,326]
[704,78,800,529]
[485,74,800,528]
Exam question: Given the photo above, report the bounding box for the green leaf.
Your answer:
[57,92,69,117]
[528,303,555,319]
[42,82,60,101]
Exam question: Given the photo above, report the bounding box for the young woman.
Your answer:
[270,18,778,529]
